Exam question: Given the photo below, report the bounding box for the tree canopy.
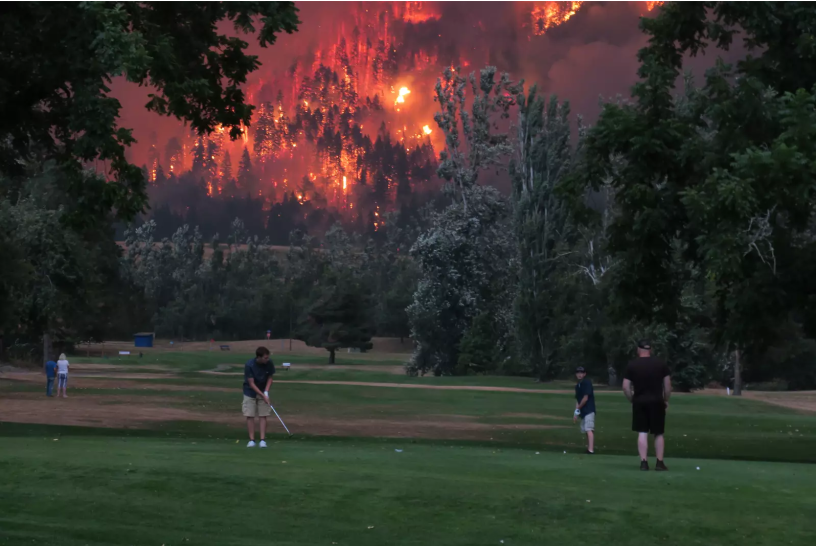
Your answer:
[0,2,299,223]
[566,1,816,392]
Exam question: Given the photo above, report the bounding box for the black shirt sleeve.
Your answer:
[623,362,633,381]
[662,361,671,378]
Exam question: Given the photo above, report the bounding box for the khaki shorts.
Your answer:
[242,395,271,418]
[580,412,595,433]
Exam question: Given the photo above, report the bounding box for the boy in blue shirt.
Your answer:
[242,347,275,448]
[44,360,57,397]
[574,366,596,454]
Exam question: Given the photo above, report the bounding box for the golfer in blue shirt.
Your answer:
[242,347,275,448]
[574,366,596,454]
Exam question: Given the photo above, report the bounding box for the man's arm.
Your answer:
[622,378,634,402]
[264,376,273,395]
[663,375,672,408]
[247,378,269,404]
[576,395,589,409]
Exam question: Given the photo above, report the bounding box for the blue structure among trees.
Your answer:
[134,333,154,348]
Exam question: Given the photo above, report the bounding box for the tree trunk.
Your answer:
[43,332,52,367]
[329,348,336,364]
[733,347,742,396]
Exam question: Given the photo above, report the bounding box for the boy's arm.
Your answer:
[264,376,273,393]
[576,395,589,409]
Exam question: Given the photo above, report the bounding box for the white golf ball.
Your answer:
[696,467,700,470]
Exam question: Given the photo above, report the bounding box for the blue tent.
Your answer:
[134,332,154,348]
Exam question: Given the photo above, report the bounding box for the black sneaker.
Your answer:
[655,460,669,471]
[640,460,649,471]
[585,449,594,455]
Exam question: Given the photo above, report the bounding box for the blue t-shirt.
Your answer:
[575,378,596,417]
[45,361,57,379]
[243,358,275,398]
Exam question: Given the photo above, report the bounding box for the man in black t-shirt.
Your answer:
[622,340,671,471]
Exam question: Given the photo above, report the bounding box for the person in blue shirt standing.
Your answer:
[574,366,596,454]
[242,347,275,448]
[44,360,57,397]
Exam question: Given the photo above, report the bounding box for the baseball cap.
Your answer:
[575,366,586,373]
[637,339,652,350]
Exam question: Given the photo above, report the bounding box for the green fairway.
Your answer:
[0,433,813,546]
[2,350,815,545]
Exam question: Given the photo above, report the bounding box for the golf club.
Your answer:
[269,402,293,436]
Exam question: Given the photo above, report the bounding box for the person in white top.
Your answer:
[56,353,69,398]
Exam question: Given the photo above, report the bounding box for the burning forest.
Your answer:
[132,1,664,241]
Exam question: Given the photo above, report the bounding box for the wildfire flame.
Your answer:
[395,86,411,104]
[398,1,441,24]
[531,1,661,36]
[531,1,583,36]
[422,125,432,135]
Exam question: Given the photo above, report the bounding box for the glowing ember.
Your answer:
[342,176,347,191]
[645,1,664,10]
[422,125,432,135]
[531,1,583,36]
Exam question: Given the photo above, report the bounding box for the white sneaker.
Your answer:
[247,440,256,448]
[259,440,268,448]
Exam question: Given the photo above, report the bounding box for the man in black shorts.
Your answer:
[622,340,671,471]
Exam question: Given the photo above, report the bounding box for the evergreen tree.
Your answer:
[192,136,207,175]
[221,149,232,183]
[237,147,256,195]
[165,137,183,175]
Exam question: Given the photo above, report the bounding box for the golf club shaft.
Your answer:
[269,403,292,435]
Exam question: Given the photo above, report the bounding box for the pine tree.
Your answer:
[192,136,207,175]
[237,147,256,194]
[253,102,275,164]
[205,139,219,180]
[221,150,232,182]
[165,137,183,175]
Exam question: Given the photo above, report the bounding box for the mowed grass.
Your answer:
[0,434,813,546]
[3,378,814,462]
[2,349,816,545]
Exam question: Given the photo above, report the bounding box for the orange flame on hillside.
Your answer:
[531,1,583,35]
[531,1,662,36]
[396,1,441,24]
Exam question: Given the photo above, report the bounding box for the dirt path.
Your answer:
[0,392,566,440]
[203,363,405,375]
[279,380,576,393]
[5,370,815,411]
